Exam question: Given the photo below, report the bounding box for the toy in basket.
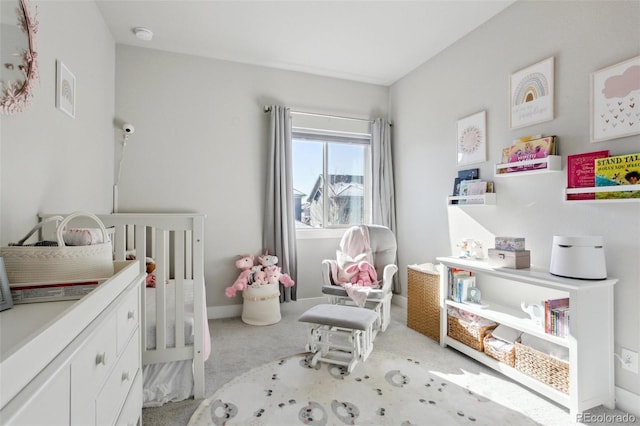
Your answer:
[0,211,114,287]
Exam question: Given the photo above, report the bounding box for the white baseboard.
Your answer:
[207,296,327,320]
[392,294,407,309]
[615,386,640,416]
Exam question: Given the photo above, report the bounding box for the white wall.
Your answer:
[1,1,115,243]
[390,0,639,398]
[114,45,388,307]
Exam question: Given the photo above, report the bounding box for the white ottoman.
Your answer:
[298,304,378,372]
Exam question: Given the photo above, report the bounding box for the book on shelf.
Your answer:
[458,168,479,180]
[448,268,472,302]
[544,297,569,337]
[567,150,610,200]
[594,152,640,199]
[499,135,558,174]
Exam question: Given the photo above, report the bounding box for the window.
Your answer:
[292,129,371,229]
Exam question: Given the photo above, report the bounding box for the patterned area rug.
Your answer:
[188,350,540,425]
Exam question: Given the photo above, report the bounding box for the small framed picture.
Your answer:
[56,60,76,118]
[0,257,14,312]
[590,55,640,143]
[457,110,487,166]
[510,56,554,129]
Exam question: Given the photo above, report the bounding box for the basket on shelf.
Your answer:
[447,311,497,352]
[515,342,569,394]
[407,267,440,342]
[483,332,516,367]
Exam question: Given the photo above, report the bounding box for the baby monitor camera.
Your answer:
[123,123,135,134]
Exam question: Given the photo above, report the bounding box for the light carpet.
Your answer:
[188,349,540,426]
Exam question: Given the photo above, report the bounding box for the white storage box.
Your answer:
[550,236,606,280]
[488,249,530,269]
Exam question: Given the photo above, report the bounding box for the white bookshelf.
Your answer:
[446,192,496,206]
[436,256,617,418]
[564,185,640,203]
[495,155,561,177]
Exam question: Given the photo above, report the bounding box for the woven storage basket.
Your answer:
[483,332,516,367]
[407,267,440,342]
[447,314,497,352]
[515,342,569,394]
[0,211,114,284]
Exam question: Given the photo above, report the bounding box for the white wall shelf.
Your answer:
[495,155,561,177]
[436,256,617,418]
[447,192,496,206]
[564,185,640,203]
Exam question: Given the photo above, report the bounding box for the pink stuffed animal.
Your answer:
[225,255,256,297]
[235,255,255,270]
[345,261,378,287]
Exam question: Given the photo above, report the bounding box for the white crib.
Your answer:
[39,213,209,406]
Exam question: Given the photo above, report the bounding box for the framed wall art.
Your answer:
[457,110,486,166]
[56,60,76,118]
[510,56,554,129]
[590,55,640,143]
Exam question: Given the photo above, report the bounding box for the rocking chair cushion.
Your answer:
[321,284,386,300]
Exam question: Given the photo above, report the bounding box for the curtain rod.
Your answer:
[263,105,374,124]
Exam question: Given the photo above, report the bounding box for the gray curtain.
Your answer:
[371,117,400,293]
[264,105,297,302]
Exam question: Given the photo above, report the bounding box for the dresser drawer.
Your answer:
[117,286,139,354]
[96,329,140,426]
[116,369,143,426]
[71,314,117,394]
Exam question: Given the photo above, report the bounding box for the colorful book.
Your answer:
[501,136,558,173]
[567,150,609,200]
[544,298,569,336]
[458,168,479,180]
[448,268,472,301]
[594,152,640,199]
[462,180,487,204]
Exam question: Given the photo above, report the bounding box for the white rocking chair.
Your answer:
[320,224,398,332]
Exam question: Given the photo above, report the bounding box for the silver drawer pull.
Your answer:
[127,310,135,320]
[122,371,130,382]
[95,352,107,366]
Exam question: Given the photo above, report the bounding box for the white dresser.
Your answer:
[0,261,145,426]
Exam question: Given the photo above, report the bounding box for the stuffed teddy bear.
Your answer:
[345,261,378,287]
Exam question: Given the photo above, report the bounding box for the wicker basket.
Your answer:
[407,267,440,342]
[515,342,569,394]
[483,332,516,367]
[447,314,497,352]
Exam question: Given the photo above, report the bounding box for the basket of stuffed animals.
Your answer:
[225,252,294,326]
[242,282,281,326]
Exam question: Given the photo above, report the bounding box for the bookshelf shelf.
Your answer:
[436,256,617,418]
[564,184,640,202]
[446,192,496,206]
[494,155,561,177]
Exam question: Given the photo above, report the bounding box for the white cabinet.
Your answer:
[0,261,145,426]
[436,256,617,417]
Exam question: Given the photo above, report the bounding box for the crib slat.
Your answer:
[174,230,185,349]
[155,229,168,351]
[192,216,205,399]
[113,225,127,261]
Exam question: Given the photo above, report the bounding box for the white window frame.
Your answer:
[292,127,372,238]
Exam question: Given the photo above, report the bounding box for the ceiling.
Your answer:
[96,0,516,86]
